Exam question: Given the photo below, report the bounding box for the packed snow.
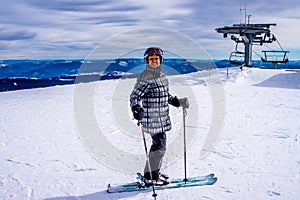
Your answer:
[0,67,299,200]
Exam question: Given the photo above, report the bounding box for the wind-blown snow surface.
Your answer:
[0,67,299,200]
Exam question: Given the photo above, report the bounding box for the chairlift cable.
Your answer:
[276,39,285,51]
[252,49,262,58]
[264,44,273,51]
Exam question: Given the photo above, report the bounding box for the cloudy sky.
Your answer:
[1,0,300,60]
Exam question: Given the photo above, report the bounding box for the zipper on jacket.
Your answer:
[152,72,165,133]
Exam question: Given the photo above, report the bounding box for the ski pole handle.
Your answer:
[179,97,190,109]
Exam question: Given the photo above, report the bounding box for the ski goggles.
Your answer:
[144,47,163,57]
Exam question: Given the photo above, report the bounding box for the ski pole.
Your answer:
[183,107,188,183]
[179,97,189,184]
[138,121,157,199]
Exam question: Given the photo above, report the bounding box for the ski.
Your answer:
[107,173,217,193]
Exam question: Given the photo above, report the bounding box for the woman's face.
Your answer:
[147,55,161,69]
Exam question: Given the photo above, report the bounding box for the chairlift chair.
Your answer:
[229,43,245,65]
[261,50,289,69]
[229,51,245,65]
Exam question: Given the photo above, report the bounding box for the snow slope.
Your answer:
[0,67,299,200]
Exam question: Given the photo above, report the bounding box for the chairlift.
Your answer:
[261,50,289,63]
[229,51,245,65]
[229,43,245,65]
[261,50,289,69]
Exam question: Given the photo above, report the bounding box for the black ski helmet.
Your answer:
[144,47,164,64]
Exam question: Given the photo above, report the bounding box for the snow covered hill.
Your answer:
[0,67,299,200]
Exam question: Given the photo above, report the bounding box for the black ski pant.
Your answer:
[144,132,166,180]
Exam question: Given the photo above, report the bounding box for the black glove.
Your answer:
[179,97,189,109]
[131,104,144,120]
[169,96,180,107]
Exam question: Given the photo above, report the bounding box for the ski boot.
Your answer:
[143,173,169,187]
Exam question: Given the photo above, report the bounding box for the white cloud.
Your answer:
[0,0,299,59]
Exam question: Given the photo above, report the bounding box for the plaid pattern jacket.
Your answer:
[130,66,176,135]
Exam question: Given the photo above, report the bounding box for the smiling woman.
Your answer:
[72,27,225,176]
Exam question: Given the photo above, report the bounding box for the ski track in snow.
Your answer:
[0,67,300,200]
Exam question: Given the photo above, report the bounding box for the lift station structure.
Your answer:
[215,6,289,68]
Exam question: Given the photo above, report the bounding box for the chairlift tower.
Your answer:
[215,5,288,68]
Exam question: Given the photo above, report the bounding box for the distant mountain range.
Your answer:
[0,59,299,92]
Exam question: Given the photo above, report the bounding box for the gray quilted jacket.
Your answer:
[130,66,177,135]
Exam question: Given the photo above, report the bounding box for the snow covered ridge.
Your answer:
[0,58,197,92]
[232,68,300,89]
[0,59,198,79]
[0,67,299,199]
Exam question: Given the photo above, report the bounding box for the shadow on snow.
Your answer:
[254,72,300,90]
[43,189,152,200]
